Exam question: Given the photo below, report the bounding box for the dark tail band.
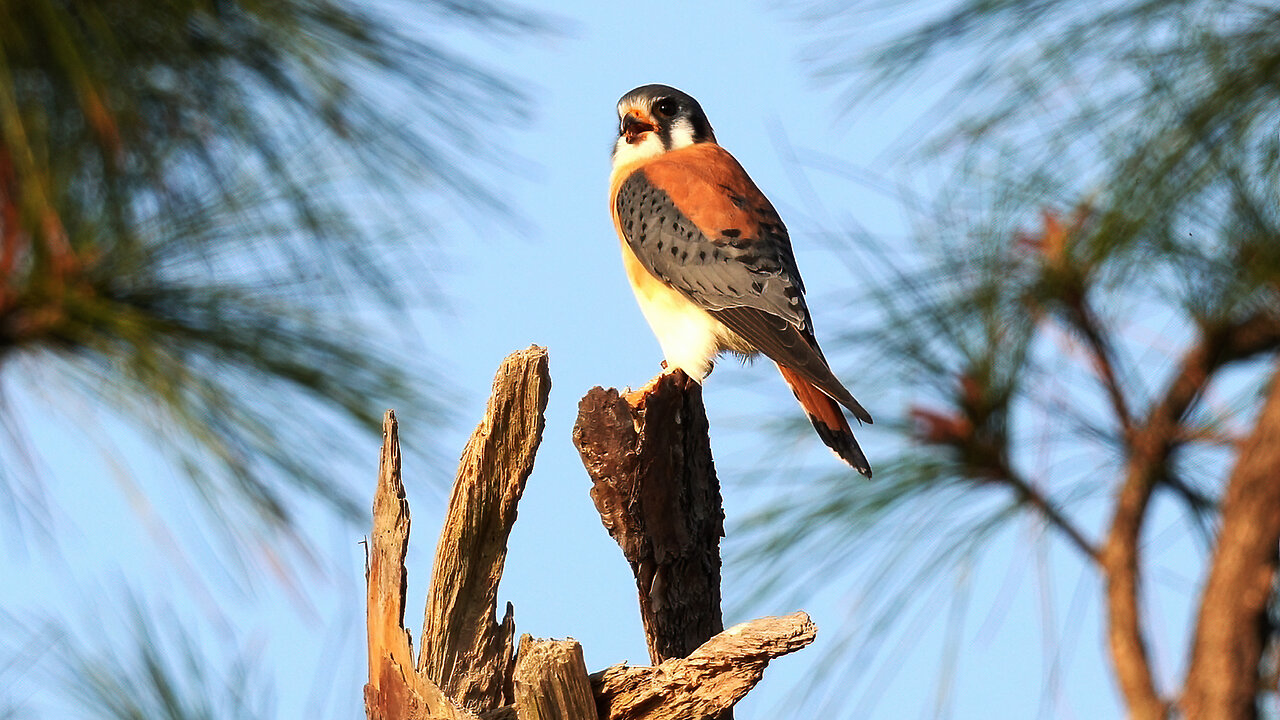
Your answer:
[777,364,872,478]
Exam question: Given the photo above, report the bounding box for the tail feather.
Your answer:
[777,364,872,478]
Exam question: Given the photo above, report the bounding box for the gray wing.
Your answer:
[615,170,871,423]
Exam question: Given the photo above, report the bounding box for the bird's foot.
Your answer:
[623,364,684,409]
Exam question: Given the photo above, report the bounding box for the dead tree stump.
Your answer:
[513,636,597,720]
[364,348,816,720]
[572,371,725,664]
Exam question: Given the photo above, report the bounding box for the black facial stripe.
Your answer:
[692,114,713,142]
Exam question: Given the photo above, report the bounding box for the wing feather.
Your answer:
[614,144,871,424]
[615,168,803,324]
[711,306,872,423]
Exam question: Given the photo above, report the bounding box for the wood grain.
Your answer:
[418,346,552,711]
[513,636,598,720]
[592,612,817,720]
[364,410,479,720]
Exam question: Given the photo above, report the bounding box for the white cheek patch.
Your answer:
[666,117,697,149]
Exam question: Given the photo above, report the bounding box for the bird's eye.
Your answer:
[654,98,678,117]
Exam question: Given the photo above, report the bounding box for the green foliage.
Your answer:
[0,0,545,525]
[744,0,1280,714]
[0,2,548,718]
[3,599,276,720]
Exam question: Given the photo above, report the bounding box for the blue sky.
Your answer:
[1,1,1193,718]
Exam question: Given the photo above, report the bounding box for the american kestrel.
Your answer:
[609,84,873,476]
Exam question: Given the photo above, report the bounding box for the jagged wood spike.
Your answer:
[419,345,552,711]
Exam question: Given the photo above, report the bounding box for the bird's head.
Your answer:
[612,84,716,167]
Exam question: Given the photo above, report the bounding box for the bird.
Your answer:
[609,84,873,477]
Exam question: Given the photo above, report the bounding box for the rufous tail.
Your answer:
[777,364,872,477]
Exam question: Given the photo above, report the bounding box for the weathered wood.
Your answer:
[572,370,725,665]
[364,410,479,720]
[419,346,552,712]
[512,636,598,720]
[367,348,811,720]
[591,612,818,720]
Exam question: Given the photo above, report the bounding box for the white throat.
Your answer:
[610,117,699,172]
[612,131,666,171]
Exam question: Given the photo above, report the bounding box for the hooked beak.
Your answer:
[621,111,656,144]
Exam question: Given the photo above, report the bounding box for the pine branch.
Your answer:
[1102,309,1280,718]
[1181,363,1280,719]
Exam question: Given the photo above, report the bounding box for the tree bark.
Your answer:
[591,612,817,720]
[1181,365,1280,720]
[1101,312,1280,720]
[418,345,552,711]
[572,370,725,664]
[368,350,813,720]
[364,410,480,720]
[513,636,598,720]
